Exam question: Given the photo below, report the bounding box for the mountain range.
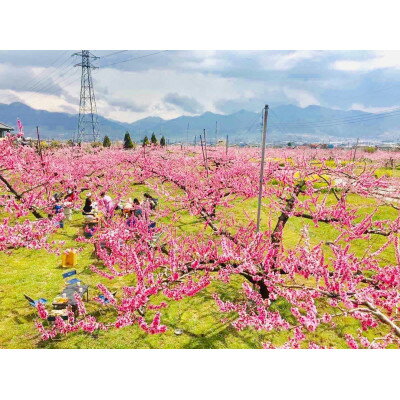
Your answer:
[1,102,400,144]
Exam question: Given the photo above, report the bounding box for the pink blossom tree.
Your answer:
[2,135,400,348]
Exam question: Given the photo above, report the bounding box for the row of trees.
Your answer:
[102,132,166,149]
[3,132,400,347]
[23,145,400,347]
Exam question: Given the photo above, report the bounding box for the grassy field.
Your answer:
[0,182,396,349]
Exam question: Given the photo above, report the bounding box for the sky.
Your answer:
[1,50,400,123]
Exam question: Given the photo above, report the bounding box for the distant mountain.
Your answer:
[126,110,263,143]
[114,105,400,143]
[0,102,126,140]
[1,101,400,143]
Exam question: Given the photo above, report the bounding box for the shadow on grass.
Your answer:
[12,308,38,324]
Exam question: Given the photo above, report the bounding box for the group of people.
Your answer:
[50,187,79,227]
[50,187,158,233]
[81,191,158,230]
[116,193,158,229]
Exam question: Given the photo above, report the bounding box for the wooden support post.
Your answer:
[256,105,269,232]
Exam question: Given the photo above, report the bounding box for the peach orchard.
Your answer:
[1,133,400,348]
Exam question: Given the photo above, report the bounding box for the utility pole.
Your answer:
[36,126,44,163]
[352,137,359,162]
[74,50,100,143]
[199,134,204,161]
[226,134,229,156]
[215,121,218,146]
[200,133,209,177]
[256,105,269,232]
[199,134,205,162]
[203,129,209,171]
[186,123,189,147]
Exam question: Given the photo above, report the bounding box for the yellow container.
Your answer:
[61,252,68,267]
[67,249,77,266]
[61,249,77,267]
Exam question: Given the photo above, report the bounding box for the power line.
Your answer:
[100,50,168,68]
[270,105,400,129]
[327,80,400,105]
[100,50,128,59]
[28,64,76,94]
[18,50,71,91]
[244,110,263,133]
[20,66,77,105]
[23,55,76,93]
[39,69,81,97]
[269,109,292,137]
[21,64,79,103]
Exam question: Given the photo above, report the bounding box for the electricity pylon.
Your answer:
[74,50,100,143]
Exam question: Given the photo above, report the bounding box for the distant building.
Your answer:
[0,122,13,138]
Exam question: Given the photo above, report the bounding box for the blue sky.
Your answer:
[1,50,400,122]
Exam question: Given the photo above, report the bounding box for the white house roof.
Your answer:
[0,122,14,131]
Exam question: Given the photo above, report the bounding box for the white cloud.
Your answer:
[0,89,21,103]
[94,68,252,121]
[261,51,319,71]
[4,89,79,113]
[333,51,400,72]
[3,50,400,123]
[181,57,228,71]
[0,60,82,113]
[283,88,320,108]
[177,51,230,71]
[349,103,399,113]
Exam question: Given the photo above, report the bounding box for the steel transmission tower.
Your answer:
[74,50,100,143]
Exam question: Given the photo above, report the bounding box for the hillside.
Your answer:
[1,101,399,143]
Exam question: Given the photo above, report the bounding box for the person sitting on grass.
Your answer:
[52,193,65,228]
[82,193,95,216]
[126,199,143,228]
[53,193,63,214]
[120,198,133,218]
[133,198,143,218]
[143,193,158,211]
[64,187,78,203]
[100,191,115,218]
[63,188,76,221]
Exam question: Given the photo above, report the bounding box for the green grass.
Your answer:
[0,213,271,349]
[0,185,396,348]
[374,167,400,178]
